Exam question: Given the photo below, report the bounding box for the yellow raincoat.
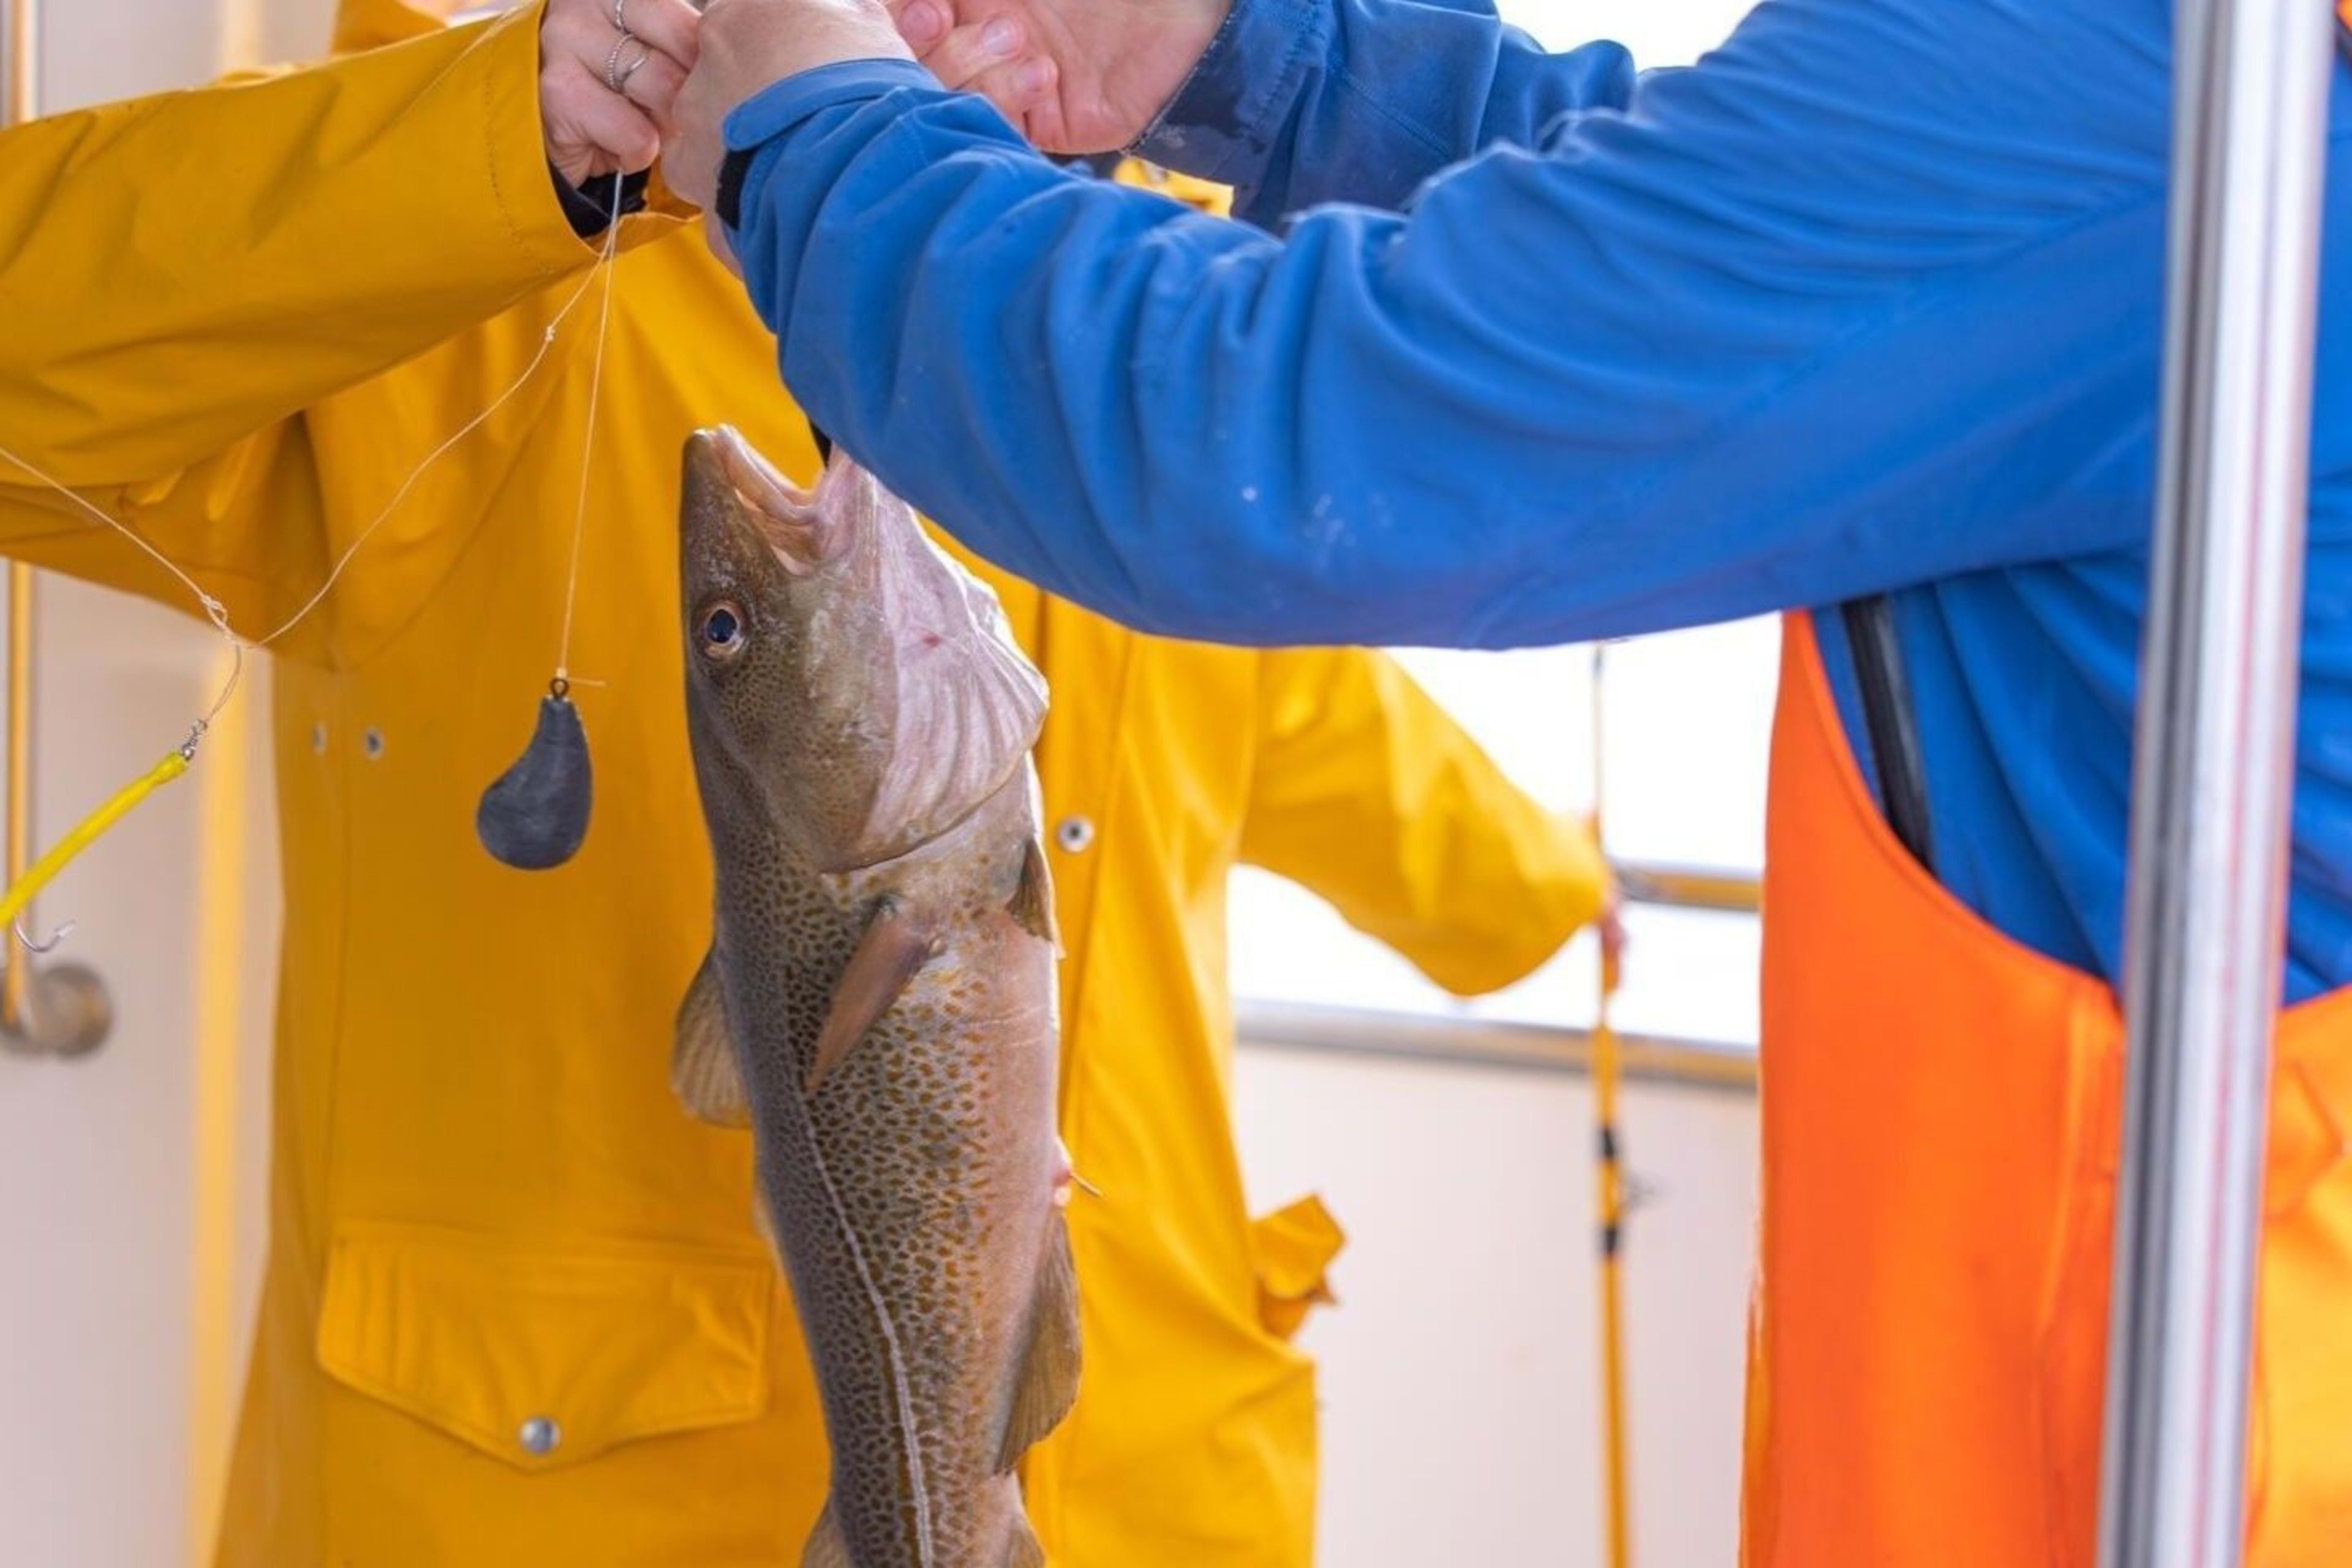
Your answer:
[0,5,1607,1562]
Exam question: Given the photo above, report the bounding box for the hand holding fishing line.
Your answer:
[542,0,703,183]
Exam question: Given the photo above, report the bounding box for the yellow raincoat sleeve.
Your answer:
[0,5,625,642]
[1239,647,1608,996]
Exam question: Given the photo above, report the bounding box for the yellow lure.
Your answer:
[0,747,193,932]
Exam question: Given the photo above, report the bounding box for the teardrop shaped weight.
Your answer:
[477,694,592,870]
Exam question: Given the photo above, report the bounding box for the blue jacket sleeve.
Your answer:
[1131,0,1636,225]
[725,0,2174,649]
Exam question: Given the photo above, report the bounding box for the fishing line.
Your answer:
[553,186,625,688]
[255,254,611,652]
[474,177,625,872]
[0,183,628,932]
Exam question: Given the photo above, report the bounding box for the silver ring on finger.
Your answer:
[605,34,652,94]
[611,0,628,32]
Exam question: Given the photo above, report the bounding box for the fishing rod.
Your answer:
[1589,641,1634,1568]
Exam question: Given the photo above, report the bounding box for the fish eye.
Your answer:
[699,600,745,658]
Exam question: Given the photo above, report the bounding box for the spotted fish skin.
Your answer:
[677,428,1072,1568]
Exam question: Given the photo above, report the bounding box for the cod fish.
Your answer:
[673,427,1076,1568]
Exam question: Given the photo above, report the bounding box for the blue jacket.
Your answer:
[722,0,2352,1001]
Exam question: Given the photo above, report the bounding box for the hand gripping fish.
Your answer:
[673,427,1077,1568]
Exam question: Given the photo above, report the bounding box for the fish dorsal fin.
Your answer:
[1006,1515,1047,1568]
[802,1504,852,1568]
[809,897,938,1095]
[1007,835,1059,951]
[673,948,750,1128]
[997,1209,1083,1471]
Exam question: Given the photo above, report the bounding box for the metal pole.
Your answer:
[1,0,29,128]
[2098,0,2334,1562]
[1,0,36,1034]
[1234,1000,1761,1091]
[5,568,32,1029]
[1611,861,1761,915]
[0,0,104,1062]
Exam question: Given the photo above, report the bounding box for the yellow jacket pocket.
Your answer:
[1250,1195,1346,1341]
[315,1222,775,1472]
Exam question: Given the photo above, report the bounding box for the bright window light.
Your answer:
[1227,0,1771,1049]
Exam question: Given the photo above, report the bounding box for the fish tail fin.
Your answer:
[996,1208,1083,1470]
[802,1503,852,1568]
[1006,1513,1047,1568]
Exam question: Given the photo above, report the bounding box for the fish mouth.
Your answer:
[688,423,808,512]
[684,426,861,575]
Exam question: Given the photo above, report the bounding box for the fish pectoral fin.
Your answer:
[801,1504,852,1568]
[809,897,938,1095]
[1006,835,1060,952]
[997,1208,1083,1471]
[673,946,750,1128]
[1006,1515,1046,1568]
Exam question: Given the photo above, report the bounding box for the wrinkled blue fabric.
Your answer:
[720,0,2352,1003]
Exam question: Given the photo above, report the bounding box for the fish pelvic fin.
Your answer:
[673,946,750,1128]
[1006,1513,1047,1568]
[809,896,938,1096]
[801,1503,852,1568]
[997,1208,1083,1472]
[1007,835,1060,952]
[748,1160,782,1268]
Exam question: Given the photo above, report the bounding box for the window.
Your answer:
[1227,0,1771,1050]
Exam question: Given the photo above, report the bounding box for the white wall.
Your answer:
[1235,1046,1757,1567]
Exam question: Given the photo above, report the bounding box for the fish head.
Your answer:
[680,426,1048,872]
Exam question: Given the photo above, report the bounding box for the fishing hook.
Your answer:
[14,916,74,954]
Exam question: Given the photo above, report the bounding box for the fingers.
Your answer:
[614,0,702,68]
[542,0,703,178]
[619,46,689,127]
[944,51,1081,153]
[549,55,665,176]
[545,0,685,81]
[545,0,696,100]
[921,13,1030,89]
[911,17,1082,150]
[956,52,1063,129]
[894,0,952,51]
